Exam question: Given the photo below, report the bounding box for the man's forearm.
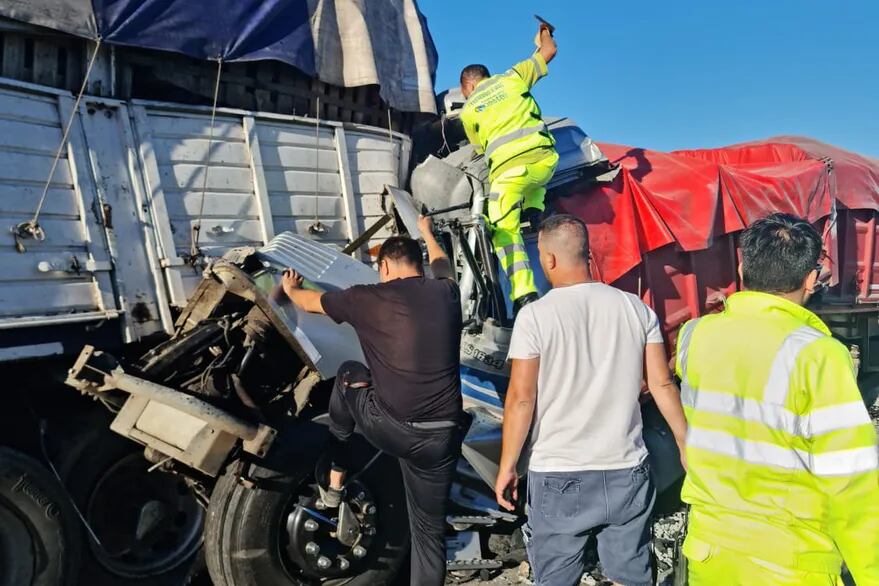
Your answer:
[650,381,688,446]
[422,228,453,279]
[286,288,326,315]
[538,29,557,63]
[499,393,535,472]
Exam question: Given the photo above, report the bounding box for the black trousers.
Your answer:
[328,361,462,586]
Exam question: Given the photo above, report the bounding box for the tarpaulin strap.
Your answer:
[190,58,224,263]
[484,124,547,159]
[15,39,103,253]
[308,97,326,235]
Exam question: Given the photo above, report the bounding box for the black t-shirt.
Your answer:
[321,277,463,423]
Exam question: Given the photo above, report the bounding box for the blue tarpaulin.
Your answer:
[0,0,439,113]
[1,0,315,73]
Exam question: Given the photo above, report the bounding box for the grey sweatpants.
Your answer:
[524,460,656,586]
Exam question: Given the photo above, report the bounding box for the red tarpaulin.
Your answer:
[556,137,879,286]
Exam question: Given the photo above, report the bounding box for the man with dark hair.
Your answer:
[281,218,463,586]
[495,214,688,586]
[677,213,879,585]
[459,21,559,315]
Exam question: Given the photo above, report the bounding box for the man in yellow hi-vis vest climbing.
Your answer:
[459,20,559,315]
[677,213,879,585]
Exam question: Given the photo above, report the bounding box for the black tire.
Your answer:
[0,447,81,586]
[205,417,409,586]
[54,425,205,586]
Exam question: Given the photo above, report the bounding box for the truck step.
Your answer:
[446,559,504,571]
[446,515,498,530]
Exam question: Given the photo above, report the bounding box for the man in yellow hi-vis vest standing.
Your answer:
[677,213,879,585]
[459,21,559,315]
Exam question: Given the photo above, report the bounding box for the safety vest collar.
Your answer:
[724,291,831,336]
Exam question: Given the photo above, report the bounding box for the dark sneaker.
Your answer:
[521,208,544,232]
[513,293,540,317]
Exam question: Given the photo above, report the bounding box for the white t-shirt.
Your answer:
[508,282,663,472]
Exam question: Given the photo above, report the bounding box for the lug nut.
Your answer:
[364,526,376,536]
[339,557,350,571]
[305,542,320,556]
[357,491,366,501]
[352,545,367,559]
[317,556,332,570]
[366,505,377,515]
[304,519,318,532]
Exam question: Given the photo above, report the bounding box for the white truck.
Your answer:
[0,8,687,586]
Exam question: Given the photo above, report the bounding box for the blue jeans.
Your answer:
[525,461,656,586]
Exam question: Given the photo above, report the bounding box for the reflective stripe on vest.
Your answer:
[688,427,879,476]
[497,242,527,263]
[678,321,879,476]
[484,124,548,160]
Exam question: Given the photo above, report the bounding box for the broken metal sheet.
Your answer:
[254,232,378,379]
[386,186,423,240]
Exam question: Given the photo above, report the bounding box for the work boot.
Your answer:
[513,293,539,317]
[318,484,344,508]
[521,208,544,233]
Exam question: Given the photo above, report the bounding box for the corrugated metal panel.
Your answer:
[0,84,119,329]
[133,101,410,306]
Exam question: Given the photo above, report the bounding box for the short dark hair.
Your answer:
[460,64,490,85]
[377,236,423,272]
[539,214,590,261]
[740,213,822,294]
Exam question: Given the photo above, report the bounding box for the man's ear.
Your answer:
[805,269,819,294]
[546,252,557,271]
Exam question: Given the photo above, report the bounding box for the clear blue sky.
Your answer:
[419,0,879,157]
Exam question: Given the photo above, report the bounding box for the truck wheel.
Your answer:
[55,427,205,586]
[205,418,409,586]
[0,447,81,586]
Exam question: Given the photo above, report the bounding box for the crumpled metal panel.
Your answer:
[253,232,378,379]
[257,232,379,291]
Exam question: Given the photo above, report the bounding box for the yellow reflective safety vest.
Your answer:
[460,53,556,182]
[676,291,879,582]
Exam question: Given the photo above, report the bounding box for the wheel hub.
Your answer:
[284,481,378,580]
[85,453,204,577]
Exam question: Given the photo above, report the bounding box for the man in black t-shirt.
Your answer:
[281,216,463,586]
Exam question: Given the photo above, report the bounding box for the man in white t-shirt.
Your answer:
[495,214,688,586]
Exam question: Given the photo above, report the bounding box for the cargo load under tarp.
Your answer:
[0,0,438,113]
[555,137,879,346]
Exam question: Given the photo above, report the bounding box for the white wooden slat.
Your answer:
[152,138,248,166]
[263,170,341,195]
[132,106,187,307]
[345,133,398,153]
[0,185,79,217]
[0,120,64,155]
[164,192,259,219]
[259,145,340,173]
[268,219,351,240]
[147,115,244,141]
[117,103,176,335]
[243,116,274,243]
[256,124,336,149]
[0,251,107,281]
[170,219,265,247]
[268,194,384,219]
[334,127,360,253]
[0,152,74,185]
[160,164,253,193]
[0,217,91,249]
[60,95,116,314]
[0,90,60,125]
[351,172,399,196]
[347,149,398,173]
[0,280,100,317]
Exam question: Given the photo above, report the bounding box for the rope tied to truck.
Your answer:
[189,57,224,266]
[308,97,326,235]
[13,39,104,253]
